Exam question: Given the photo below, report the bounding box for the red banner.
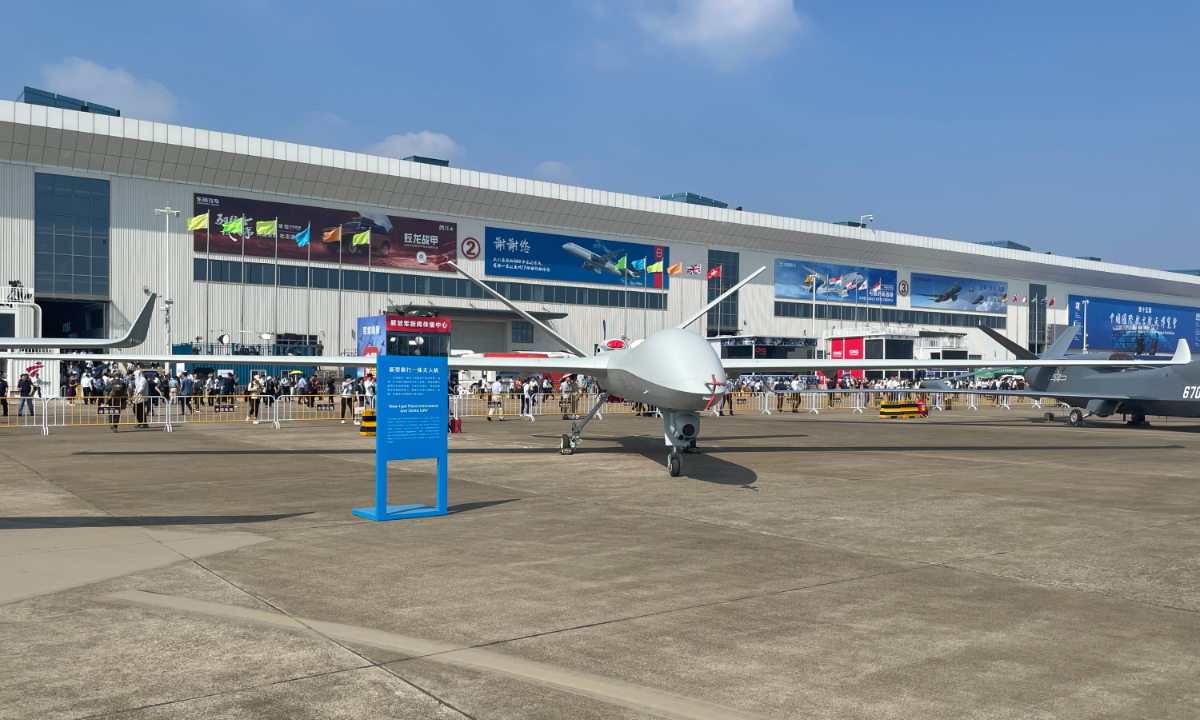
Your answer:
[386,316,452,334]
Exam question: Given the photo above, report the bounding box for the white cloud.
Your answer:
[41,57,176,122]
[636,0,803,70]
[366,131,464,161]
[533,160,575,183]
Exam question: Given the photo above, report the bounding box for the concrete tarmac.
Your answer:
[1,408,1198,719]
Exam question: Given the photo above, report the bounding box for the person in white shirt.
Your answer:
[488,378,505,421]
[340,376,355,424]
[364,375,377,408]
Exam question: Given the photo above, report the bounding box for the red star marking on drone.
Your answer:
[704,374,725,410]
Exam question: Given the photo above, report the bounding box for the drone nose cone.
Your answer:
[610,329,725,408]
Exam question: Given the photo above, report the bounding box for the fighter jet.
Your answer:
[972,324,1200,426]
[562,243,641,279]
[0,294,156,350]
[9,268,1175,477]
[917,282,962,303]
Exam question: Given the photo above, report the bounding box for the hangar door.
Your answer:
[450,320,506,353]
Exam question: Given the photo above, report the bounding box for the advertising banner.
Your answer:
[909,272,1009,314]
[193,194,457,271]
[357,316,386,357]
[485,227,669,288]
[774,259,897,306]
[1068,295,1200,355]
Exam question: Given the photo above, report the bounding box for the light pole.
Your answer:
[155,207,180,357]
[1082,299,1090,352]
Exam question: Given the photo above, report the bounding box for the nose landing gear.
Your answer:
[559,391,610,455]
[667,452,681,476]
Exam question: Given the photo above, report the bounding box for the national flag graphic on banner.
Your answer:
[707,266,722,279]
[222,217,244,235]
[646,260,663,273]
[295,227,310,247]
[186,213,208,231]
[666,262,682,275]
[255,220,277,237]
[352,229,371,246]
[686,264,702,275]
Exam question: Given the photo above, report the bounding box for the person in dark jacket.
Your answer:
[17,373,39,417]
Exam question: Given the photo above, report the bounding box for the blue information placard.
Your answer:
[352,355,449,521]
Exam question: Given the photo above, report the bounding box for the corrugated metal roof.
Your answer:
[0,98,1196,299]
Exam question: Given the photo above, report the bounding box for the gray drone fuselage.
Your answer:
[1028,358,1200,418]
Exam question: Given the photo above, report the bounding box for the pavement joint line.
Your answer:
[74,664,381,720]
[941,562,1200,616]
[104,589,778,720]
[165,555,482,720]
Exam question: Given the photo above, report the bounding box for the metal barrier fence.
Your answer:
[1,388,1068,435]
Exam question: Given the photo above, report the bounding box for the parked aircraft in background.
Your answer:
[0,294,157,350]
[971,325,1200,425]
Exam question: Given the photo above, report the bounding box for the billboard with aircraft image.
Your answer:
[909,272,1009,314]
[1068,295,1200,355]
[485,227,669,288]
[774,259,897,306]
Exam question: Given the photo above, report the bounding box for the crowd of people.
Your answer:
[0,361,388,429]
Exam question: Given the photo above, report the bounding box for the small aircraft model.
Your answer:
[917,282,963,304]
[562,243,641,279]
[0,293,156,350]
[969,325,1200,426]
[968,293,986,305]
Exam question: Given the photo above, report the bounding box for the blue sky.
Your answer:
[3,1,1197,269]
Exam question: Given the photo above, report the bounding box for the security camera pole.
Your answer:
[155,207,181,358]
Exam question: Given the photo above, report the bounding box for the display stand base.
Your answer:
[352,503,446,521]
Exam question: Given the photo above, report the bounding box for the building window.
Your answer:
[34,173,109,299]
[774,301,1007,330]
[512,321,533,344]
[245,262,275,285]
[706,249,739,337]
[1028,283,1048,353]
[278,265,308,287]
[194,262,667,310]
[310,267,336,289]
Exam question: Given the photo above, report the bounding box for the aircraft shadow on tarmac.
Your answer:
[463,435,759,487]
[0,512,312,530]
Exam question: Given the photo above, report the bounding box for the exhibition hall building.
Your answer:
[2,95,1199,372]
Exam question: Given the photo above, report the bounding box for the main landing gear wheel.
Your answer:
[668,452,681,477]
[1068,408,1085,426]
[1128,414,1147,426]
[560,434,573,455]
